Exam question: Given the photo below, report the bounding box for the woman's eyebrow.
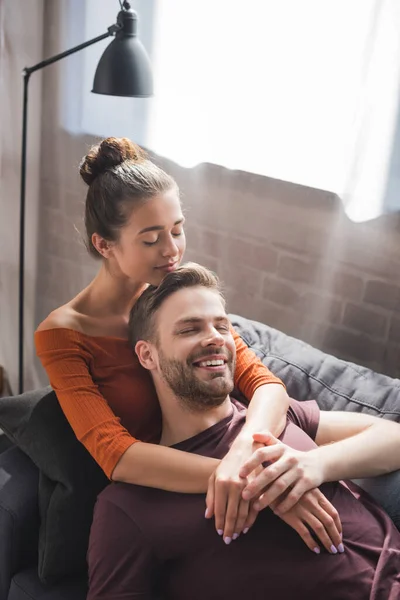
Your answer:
[138,218,185,235]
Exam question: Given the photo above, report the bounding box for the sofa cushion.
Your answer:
[0,388,108,585]
[0,446,39,600]
[230,314,400,420]
[8,568,87,600]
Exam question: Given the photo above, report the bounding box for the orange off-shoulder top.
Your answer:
[35,325,284,479]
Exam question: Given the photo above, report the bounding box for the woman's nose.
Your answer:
[161,235,179,258]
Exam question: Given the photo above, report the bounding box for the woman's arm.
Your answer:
[35,327,219,489]
[112,441,218,490]
[240,383,289,440]
[230,325,289,436]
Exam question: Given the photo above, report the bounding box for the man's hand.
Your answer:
[271,488,344,554]
[205,433,262,543]
[240,432,325,513]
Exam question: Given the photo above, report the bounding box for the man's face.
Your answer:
[152,286,236,411]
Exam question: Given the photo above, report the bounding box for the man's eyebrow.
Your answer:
[173,316,229,328]
[138,218,185,235]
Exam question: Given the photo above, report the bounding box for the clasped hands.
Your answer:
[205,431,343,555]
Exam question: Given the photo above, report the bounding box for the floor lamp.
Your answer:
[18,1,153,393]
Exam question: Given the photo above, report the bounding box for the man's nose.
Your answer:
[161,235,179,258]
[201,327,225,347]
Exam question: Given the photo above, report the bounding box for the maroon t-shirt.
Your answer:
[88,400,400,600]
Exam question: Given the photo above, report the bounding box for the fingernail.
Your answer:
[313,547,320,554]
[232,533,239,540]
[204,509,208,518]
[243,528,249,534]
[224,537,232,545]
[330,545,338,554]
[242,491,250,500]
[217,529,223,536]
[338,543,345,553]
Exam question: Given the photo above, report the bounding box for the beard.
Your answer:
[157,346,235,412]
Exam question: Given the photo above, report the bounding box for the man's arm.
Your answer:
[240,405,400,513]
[87,497,158,600]
[314,410,400,482]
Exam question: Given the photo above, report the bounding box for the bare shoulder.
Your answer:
[36,304,85,333]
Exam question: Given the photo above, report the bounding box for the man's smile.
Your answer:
[192,353,229,373]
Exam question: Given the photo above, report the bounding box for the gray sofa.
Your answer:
[1,314,400,599]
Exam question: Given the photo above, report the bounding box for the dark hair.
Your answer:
[129,262,224,347]
[79,137,178,259]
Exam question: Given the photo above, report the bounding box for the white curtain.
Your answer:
[79,0,400,223]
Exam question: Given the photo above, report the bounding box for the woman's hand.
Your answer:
[240,432,325,512]
[271,488,344,554]
[205,433,262,543]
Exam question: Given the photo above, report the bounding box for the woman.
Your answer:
[35,137,340,549]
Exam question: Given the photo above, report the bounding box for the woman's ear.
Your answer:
[135,340,158,371]
[92,233,113,259]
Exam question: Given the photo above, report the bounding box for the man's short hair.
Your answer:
[129,262,224,347]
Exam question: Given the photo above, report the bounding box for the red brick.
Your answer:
[248,244,278,273]
[221,237,278,273]
[342,247,400,281]
[342,303,388,339]
[271,223,329,258]
[184,226,202,252]
[225,237,255,265]
[296,293,342,325]
[184,249,220,275]
[388,316,400,344]
[382,343,400,378]
[262,277,300,307]
[217,264,264,297]
[364,280,400,311]
[278,255,321,285]
[199,230,225,257]
[318,271,364,301]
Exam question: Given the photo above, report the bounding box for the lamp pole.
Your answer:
[18,26,119,394]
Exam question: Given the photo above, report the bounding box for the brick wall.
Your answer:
[34,3,400,385]
[35,131,400,383]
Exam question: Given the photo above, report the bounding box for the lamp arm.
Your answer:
[25,24,119,76]
[18,22,120,393]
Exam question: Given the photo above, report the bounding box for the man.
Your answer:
[88,263,400,600]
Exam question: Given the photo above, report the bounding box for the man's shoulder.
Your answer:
[286,398,320,441]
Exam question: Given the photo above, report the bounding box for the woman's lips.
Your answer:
[155,261,178,272]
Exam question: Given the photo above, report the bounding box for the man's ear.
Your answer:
[135,340,158,371]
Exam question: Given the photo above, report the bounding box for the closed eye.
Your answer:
[177,328,199,335]
[143,229,184,246]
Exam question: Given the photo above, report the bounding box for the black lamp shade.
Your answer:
[92,9,153,98]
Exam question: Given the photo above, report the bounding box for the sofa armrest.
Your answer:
[0,446,40,599]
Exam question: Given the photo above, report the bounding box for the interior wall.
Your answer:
[0,0,44,393]
[32,0,400,386]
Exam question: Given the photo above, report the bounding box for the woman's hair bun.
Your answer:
[79,137,147,186]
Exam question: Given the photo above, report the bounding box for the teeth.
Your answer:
[198,359,225,367]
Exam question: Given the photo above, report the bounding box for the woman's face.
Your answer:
[107,187,186,285]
